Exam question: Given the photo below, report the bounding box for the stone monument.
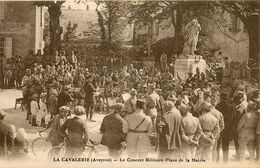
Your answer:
[174,19,207,80]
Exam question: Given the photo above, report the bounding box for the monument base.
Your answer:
[174,55,207,81]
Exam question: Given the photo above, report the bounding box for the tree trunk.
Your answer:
[48,3,62,55]
[175,5,184,56]
[247,14,260,81]
[147,20,154,60]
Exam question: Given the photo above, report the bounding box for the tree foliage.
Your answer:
[62,21,78,44]
[94,0,129,51]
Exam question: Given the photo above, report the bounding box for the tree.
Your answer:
[215,1,260,80]
[94,0,128,51]
[62,21,78,47]
[34,0,65,55]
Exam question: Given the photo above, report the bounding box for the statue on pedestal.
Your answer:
[182,19,201,57]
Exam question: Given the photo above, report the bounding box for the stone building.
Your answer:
[0,1,44,60]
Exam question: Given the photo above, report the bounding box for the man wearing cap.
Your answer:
[180,103,202,159]
[100,103,126,159]
[215,92,233,163]
[231,92,248,160]
[196,101,220,161]
[162,101,182,159]
[60,106,89,157]
[84,75,96,122]
[48,106,69,147]
[237,100,258,161]
[122,89,137,116]
[123,99,152,159]
[0,110,14,159]
[145,83,160,128]
[210,97,224,162]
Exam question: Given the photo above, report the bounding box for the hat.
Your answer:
[179,103,189,114]
[164,101,175,110]
[110,103,124,111]
[200,101,212,111]
[0,110,7,118]
[147,83,156,89]
[59,106,70,112]
[167,94,177,102]
[136,99,146,109]
[74,106,85,116]
[86,74,92,80]
[237,85,246,92]
[130,88,137,95]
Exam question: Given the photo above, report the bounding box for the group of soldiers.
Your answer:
[1,47,260,163]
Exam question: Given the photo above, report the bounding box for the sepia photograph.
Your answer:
[0,0,259,168]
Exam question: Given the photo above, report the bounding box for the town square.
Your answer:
[0,0,260,167]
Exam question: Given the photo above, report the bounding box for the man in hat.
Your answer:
[196,101,220,161]
[237,99,258,162]
[122,89,137,116]
[0,110,14,159]
[162,100,182,159]
[100,103,126,159]
[210,97,225,162]
[145,83,160,128]
[60,106,89,157]
[84,74,96,122]
[231,91,248,160]
[180,103,202,159]
[215,92,234,163]
[123,99,152,159]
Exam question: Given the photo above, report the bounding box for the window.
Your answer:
[134,33,148,46]
[229,14,241,32]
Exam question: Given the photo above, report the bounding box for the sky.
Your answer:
[62,0,97,11]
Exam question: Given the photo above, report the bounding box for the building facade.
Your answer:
[0,1,44,60]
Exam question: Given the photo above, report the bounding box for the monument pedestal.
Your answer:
[174,54,207,81]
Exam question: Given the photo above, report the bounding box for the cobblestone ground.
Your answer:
[0,89,258,167]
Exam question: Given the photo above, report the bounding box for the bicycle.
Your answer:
[31,128,101,160]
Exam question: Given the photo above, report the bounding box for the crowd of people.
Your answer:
[0,49,260,164]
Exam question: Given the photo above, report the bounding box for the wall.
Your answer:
[0,1,36,58]
[201,12,249,62]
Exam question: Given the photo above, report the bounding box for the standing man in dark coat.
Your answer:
[231,92,247,160]
[57,85,73,109]
[60,106,89,157]
[0,111,14,159]
[84,75,96,122]
[100,103,126,159]
[162,100,182,159]
[215,92,233,163]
